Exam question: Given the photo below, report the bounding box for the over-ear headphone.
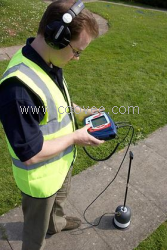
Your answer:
[44,0,85,50]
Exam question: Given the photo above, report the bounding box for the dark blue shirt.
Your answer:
[0,38,64,162]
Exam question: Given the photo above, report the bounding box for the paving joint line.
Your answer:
[5,53,10,60]
[7,240,14,250]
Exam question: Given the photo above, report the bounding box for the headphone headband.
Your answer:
[68,0,84,17]
[44,0,85,50]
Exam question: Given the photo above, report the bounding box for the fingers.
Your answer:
[84,124,105,146]
[90,137,105,146]
[87,132,105,146]
[74,124,105,147]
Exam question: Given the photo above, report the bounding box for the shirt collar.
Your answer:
[22,37,62,76]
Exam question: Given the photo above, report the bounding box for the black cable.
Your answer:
[83,123,132,161]
[83,142,120,161]
[83,125,134,227]
[115,121,131,125]
[71,109,134,226]
[116,124,132,142]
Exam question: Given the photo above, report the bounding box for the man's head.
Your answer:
[36,0,99,67]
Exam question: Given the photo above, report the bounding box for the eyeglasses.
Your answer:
[69,43,82,58]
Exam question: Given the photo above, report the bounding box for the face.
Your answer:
[48,29,92,68]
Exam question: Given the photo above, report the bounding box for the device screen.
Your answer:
[91,116,107,127]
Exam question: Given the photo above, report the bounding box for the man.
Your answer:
[0,0,104,249]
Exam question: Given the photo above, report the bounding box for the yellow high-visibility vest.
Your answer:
[0,49,76,198]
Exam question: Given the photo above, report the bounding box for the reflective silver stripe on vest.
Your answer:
[39,114,71,134]
[2,63,57,121]
[2,63,72,135]
[12,145,74,170]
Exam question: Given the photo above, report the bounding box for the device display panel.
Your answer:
[91,116,107,127]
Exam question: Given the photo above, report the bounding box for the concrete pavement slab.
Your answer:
[104,128,167,213]
[144,126,167,160]
[0,241,12,250]
[67,158,166,250]
[0,207,23,250]
[0,223,12,250]
[0,53,10,61]
[0,46,22,62]
[0,125,167,250]
[0,46,22,59]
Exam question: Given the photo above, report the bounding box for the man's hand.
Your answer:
[73,124,105,146]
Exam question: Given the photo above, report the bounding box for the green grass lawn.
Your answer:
[0,0,167,248]
[134,221,167,249]
[0,0,46,47]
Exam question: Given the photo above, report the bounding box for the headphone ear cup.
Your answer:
[44,21,60,49]
[44,21,71,50]
[56,27,71,49]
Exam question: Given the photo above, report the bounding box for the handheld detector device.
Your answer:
[84,112,117,140]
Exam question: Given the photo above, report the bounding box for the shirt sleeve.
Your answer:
[0,78,44,162]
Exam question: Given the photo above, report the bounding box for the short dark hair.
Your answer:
[38,0,99,40]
